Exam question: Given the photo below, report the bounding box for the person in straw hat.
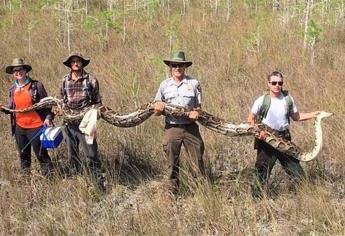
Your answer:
[58,52,105,192]
[0,58,54,177]
[154,51,206,195]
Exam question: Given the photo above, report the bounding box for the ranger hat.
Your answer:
[63,52,90,68]
[5,58,32,74]
[163,51,192,67]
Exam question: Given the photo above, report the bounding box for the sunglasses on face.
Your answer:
[270,81,283,86]
[71,60,81,64]
[171,64,185,68]
[12,68,24,73]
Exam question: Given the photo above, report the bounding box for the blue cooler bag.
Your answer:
[40,126,64,149]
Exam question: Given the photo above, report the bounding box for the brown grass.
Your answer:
[0,0,344,235]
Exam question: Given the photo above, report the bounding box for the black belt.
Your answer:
[272,129,291,140]
[165,123,196,128]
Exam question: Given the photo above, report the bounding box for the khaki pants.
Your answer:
[163,123,205,193]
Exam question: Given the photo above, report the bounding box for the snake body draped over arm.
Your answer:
[1,97,332,162]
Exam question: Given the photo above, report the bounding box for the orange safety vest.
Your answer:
[13,83,43,129]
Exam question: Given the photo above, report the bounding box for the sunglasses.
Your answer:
[270,81,283,86]
[171,63,185,68]
[12,68,24,73]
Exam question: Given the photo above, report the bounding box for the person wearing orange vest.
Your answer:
[0,58,54,177]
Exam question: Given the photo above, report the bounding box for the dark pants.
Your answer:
[253,130,305,196]
[163,123,205,193]
[64,123,103,187]
[15,125,53,176]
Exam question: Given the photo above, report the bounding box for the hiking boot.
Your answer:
[96,178,106,193]
[40,162,54,178]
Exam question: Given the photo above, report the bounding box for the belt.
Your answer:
[165,123,195,128]
[272,129,290,139]
[274,129,289,135]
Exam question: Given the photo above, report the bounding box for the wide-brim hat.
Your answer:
[5,58,32,74]
[163,51,192,67]
[63,53,90,68]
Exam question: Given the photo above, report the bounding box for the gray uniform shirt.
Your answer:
[154,75,202,124]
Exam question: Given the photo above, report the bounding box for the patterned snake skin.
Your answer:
[1,97,332,161]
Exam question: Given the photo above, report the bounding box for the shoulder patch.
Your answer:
[187,83,193,91]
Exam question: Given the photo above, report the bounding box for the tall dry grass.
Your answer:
[0,0,344,235]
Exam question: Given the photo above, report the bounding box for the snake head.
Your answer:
[318,111,333,119]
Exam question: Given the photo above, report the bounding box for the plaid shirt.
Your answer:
[61,70,102,110]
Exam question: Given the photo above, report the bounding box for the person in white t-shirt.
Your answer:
[247,71,320,197]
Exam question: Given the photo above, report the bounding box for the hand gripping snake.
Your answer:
[1,97,333,162]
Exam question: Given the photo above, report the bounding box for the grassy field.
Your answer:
[0,0,344,235]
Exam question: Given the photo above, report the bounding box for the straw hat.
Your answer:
[5,58,32,74]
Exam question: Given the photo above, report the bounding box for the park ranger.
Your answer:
[154,51,205,195]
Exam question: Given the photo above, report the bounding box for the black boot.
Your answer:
[40,161,54,177]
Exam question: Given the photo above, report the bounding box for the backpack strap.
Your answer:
[282,90,293,121]
[29,79,39,103]
[257,92,271,123]
[257,90,293,123]
[84,74,93,102]
[9,85,14,100]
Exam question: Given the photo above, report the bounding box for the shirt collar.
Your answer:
[14,77,31,89]
[167,76,188,86]
[67,70,88,81]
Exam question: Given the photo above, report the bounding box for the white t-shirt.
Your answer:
[251,94,298,131]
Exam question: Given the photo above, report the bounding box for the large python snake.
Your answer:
[1,97,332,162]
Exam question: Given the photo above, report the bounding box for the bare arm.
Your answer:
[153,101,165,116]
[189,106,201,120]
[0,103,4,113]
[153,82,166,116]
[247,112,256,125]
[291,111,320,121]
[247,111,268,139]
